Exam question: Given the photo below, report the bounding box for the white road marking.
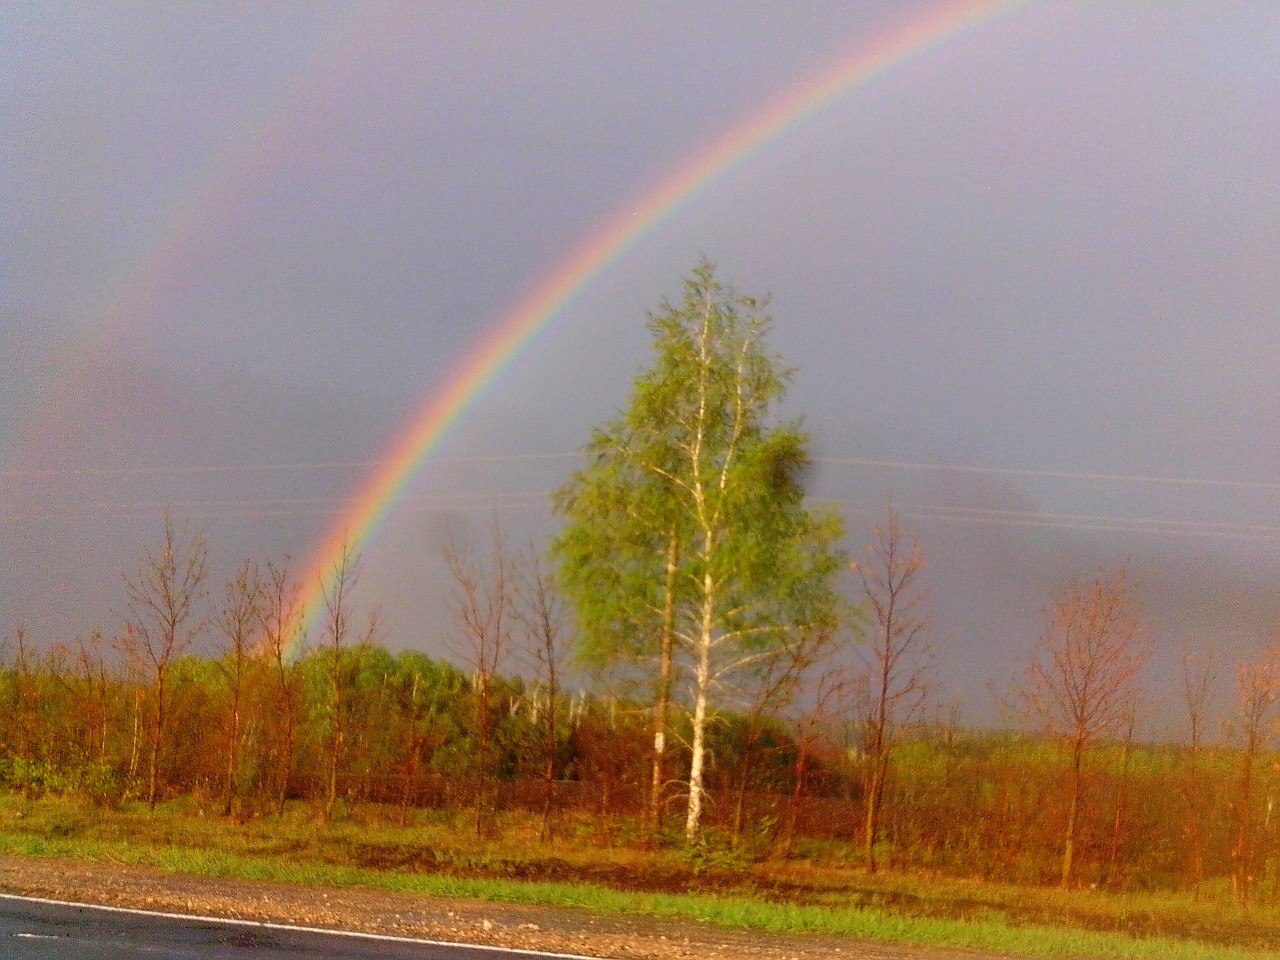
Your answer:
[0,892,605,959]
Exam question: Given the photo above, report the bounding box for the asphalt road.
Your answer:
[0,894,599,960]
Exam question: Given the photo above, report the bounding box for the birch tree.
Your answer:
[119,514,208,810]
[318,534,377,821]
[556,261,843,843]
[261,558,303,814]
[444,525,513,835]
[215,559,263,816]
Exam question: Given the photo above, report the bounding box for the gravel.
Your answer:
[0,854,1011,960]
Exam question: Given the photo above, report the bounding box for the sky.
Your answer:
[4,1,1280,727]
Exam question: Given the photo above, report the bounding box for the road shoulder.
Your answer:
[0,854,1012,960]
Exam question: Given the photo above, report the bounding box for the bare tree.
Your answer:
[215,559,263,816]
[118,515,208,810]
[514,545,570,841]
[1229,644,1280,906]
[7,626,37,762]
[1177,646,1218,892]
[73,630,112,766]
[318,534,376,822]
[781,650,853,858]
[1100,702,1139,887]
[1022,571,1148,888]
[851,506,932,873]
[261,558,303,814]
[726,623,836,846]
[444,525,513,834]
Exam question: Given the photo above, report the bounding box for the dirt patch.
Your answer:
[0,854,1012,960]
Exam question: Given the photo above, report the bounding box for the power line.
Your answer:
[0,491,550,524]
[6,491,1280,544]
[879,501,1280,544]
[0,453,573,480]
[819,457,1280,493]
[5,451,1280,542]
[5,452,1277,494]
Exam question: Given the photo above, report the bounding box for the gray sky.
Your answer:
[4,2,1279,725]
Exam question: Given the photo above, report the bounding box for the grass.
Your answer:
[0,794,1274,960]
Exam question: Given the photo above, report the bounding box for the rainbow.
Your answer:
[294,0,1030,645]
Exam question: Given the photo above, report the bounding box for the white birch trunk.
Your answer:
[684,575,715,842]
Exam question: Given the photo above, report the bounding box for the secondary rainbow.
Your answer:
[293,0,1029,643]
[7,6,379,467]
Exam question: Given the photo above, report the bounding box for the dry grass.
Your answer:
[0,793,1275,960]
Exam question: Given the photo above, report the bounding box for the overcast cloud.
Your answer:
[4,2,1279,723]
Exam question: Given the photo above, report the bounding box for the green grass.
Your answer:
[0,795,1273,960]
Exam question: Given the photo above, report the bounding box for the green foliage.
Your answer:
[554,260,844,672]
[0,626,1275,897]
[676,829,759,874]
[1,758,66,797]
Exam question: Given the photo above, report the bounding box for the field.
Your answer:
[1,793,1276,960]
